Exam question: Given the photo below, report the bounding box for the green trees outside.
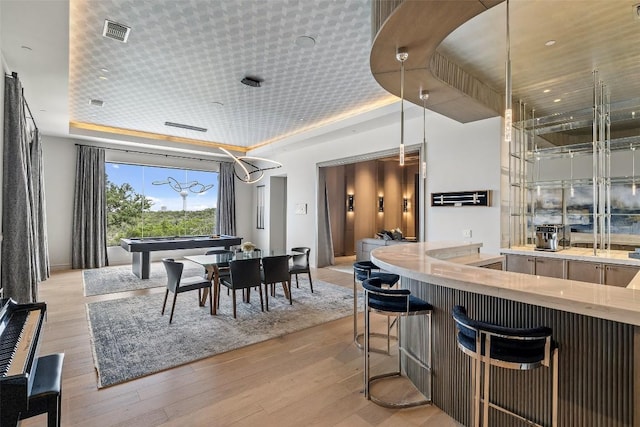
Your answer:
[106,178,216,246]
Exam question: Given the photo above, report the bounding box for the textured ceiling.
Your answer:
[68,0,393,150]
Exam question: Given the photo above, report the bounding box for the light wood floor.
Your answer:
[21,265,462,427]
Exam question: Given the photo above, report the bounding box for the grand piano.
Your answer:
[0,298,46,426]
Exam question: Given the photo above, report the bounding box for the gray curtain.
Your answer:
[2,74,49,302]
[216,162,236,236]
[30,130,50,281]
[316,168,335,267]
[72,145,108,269]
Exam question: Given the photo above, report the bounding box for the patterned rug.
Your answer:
[86,278,359,388]
[83,262,204,296]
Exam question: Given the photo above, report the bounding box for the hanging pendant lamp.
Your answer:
[420,90,429,179]
[504,0,512,145]
[396,47,408,166]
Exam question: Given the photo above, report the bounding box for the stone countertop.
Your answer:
[501,246,640,267]
[371,242,640,326]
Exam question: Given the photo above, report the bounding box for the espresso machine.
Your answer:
[535,224,569,251]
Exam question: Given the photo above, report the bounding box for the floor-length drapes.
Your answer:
[72,145,108,269]
[30,130,50,281]
[316,168,335,267]
[2,74,49,302]
[216,162,236,236]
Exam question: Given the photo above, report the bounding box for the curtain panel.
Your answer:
[216,162,236,236]
[2,74,49,302]
[316,168,334,267]
[72,145,108,269]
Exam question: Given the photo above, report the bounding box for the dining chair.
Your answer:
[220,257,264,318]
[289,247,313,293]
[261,255,292,310]
[204,249,234,306]
[161,258,213,324]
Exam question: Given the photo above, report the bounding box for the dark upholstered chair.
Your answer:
[220,257,263,318]
[162,258,213,323]
[289,247,312,292]
[261,255,292,310]
[362,278,432,408]
[19,353,64,427]
[452,305,558,427]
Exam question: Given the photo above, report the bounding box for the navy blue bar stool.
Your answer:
[452,306,558,427]
[353,261,399,353]
[363,278,432,408]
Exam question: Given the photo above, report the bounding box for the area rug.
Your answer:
[83,262,204,296]
[86,278,359,388]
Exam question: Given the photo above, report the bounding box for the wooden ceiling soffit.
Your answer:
[370,0,504,123]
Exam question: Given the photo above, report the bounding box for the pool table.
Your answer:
[120,235,242,279]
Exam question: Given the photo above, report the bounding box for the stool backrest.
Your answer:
[362,278,411,313]
[452,305,553,367]
[353,261,378,282]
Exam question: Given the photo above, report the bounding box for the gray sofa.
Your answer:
[356,238,413,261]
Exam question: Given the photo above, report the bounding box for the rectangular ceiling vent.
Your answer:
[102,19,131,43]
[89,99,104,107]
[164,121,207,132]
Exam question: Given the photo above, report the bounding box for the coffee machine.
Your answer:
[535,224,569,251]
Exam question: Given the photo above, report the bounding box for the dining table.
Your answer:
[184,250,291,314]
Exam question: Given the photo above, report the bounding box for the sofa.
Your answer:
[356,237,414,261]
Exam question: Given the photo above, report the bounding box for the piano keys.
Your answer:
[0,298,46,427]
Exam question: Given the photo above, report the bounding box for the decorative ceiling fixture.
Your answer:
[569,151,575,197]
[504,0,512,146]
[420,89,429,179]
[219,148,282,184]
[396,46,408,166]
[152,177,214,211]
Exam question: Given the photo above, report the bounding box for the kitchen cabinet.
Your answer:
[506,254,564,278]
[505,254,534,274]
[566,260,602,284]
[603,264,640,287]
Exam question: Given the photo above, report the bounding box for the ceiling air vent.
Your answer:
[102,19,131,43]
[164,121,207,132]
[241,76,262,87]
[89,99,104,107]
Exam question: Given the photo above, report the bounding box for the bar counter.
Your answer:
[370,241,639,427]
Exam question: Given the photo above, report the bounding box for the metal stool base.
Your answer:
[368,372,432,409]
[354,331,397,354]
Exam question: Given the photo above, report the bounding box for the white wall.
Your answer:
[426,117,502,254]
[251,105,503,263]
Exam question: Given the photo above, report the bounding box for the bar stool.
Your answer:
[353,261,399,353]
[451,306,558,427]
[363,277,432,408]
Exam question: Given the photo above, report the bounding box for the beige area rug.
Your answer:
[86,277,361,388]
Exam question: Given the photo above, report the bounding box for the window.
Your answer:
[106,163,218,246]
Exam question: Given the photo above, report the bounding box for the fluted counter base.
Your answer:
[402,277,637,427]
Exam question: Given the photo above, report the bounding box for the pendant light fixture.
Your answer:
[396,47,408,166]
[504,0,512,145]
[569,151,575,198]
[420,90,429,179]
[632,144,637,195]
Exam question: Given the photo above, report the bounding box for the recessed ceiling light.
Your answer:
[554,98,562,103]
[543,89,550,93]
[99,76,108,80]
[101,68,109,73]
[39,109,46,112]
[295,35,316,48]
[21,45,32,51]
[545,40,556,46]
[241,76,262,87]
[211,101,224,107]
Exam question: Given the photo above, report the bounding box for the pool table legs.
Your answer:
[132,252,150,279]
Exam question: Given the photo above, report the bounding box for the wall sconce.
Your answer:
[347,194,354,211]
[403,198,409,212]
[378,196,384,212]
